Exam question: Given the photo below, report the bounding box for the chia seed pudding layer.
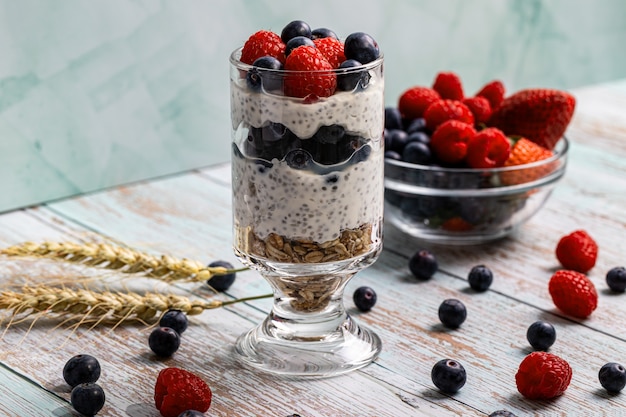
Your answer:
[230,76,384,140]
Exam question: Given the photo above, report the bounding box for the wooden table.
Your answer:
[0,79,624,417]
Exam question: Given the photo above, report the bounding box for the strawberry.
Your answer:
[555,230,598,273]
[154,367,212,417]
[462,96,492,124]
[423,99,475,131]
[475,80,505,109]
[432,71,464,100]
[501,138,554,185]
[548,269,598,318]
[515,352,573,400]
[313,37,345,68]
[465,127,510,169]
[398,86,441,120]
[487,88,576,149]
[430,120,476,164]
[240,30,286,65]
[284,46,336,99]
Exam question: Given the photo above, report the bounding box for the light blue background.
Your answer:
[0,0,624,212]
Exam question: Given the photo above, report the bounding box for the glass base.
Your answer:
[235,313,381,378]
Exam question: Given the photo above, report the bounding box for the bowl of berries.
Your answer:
[384,73,574,244]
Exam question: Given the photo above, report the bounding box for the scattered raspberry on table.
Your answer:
[515,351,572,400]
[154,367,212,417]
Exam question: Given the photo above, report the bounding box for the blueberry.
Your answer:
[71,383,106,416]
[280,20,311,43]
[63,354,101,388]
[408,249,438,280]
[246,56,283,92]
[207,260,236,291]
[149,327,181,357]
[387,129,409,154]
[336,59,370,91]
[285,36,315,56]
[526,320,556,351]
[438,299,467,329]
[285,149,313,169]
[467,265,493,292]
[313,124,345,144]
[311,28,337,39]
[344,32,380,64]
[385,107,403,130]
[353,286,377,311]
[599,362,626,392]
[402,141,431,165]
[178,411,206,417]
[606,266,626,292]
[489,411,518,417]
[407,131,430,145]
[405,117,427,134]
[351,144,371,164]
[384,150,401,160]
[159,310,188,335]
[431,359,466,394]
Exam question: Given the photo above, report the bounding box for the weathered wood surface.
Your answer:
[0,81,624,416]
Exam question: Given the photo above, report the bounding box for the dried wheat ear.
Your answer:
[0,241,247,283]
[0,285,271,325]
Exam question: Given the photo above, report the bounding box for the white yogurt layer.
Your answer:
[232,148,384,243]
[230,75,384,140]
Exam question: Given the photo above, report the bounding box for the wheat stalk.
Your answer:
[0,241,247,284]
[0,285,271,326]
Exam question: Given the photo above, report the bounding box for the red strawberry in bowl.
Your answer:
[487,88,576,149]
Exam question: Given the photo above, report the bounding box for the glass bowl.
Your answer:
[384,137,569,245]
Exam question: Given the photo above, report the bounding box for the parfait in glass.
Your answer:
[230,22,384,377]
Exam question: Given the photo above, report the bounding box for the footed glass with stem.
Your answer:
[229,47,384,377]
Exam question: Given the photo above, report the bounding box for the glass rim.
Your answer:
[385,136,569,174]
[229,47,384,74]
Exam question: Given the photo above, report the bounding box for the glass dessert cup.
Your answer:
[229,49,385,377]
[384,137,569,245]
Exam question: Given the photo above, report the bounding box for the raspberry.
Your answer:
[548,270,598,319]
[397,86,440,120]
[475,80,505,109]
[240,30,286,65]
[313,37,345,68]
[429,120,476,164]
[284,46,336,99]
[465,127,511,169]
[441,216,473,231]
[432,71,464,100]
[462,96,492,124]
[423,99,475,131]
[154,368,212,417]
[555,230,598,273]
[515,351,572,400]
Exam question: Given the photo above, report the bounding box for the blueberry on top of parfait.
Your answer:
[311,27,338,40]
[337,59,370,91]
[246,56,283,92]
[281,20,312,43]
[285,36,315,56]
[344,32,380,64]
